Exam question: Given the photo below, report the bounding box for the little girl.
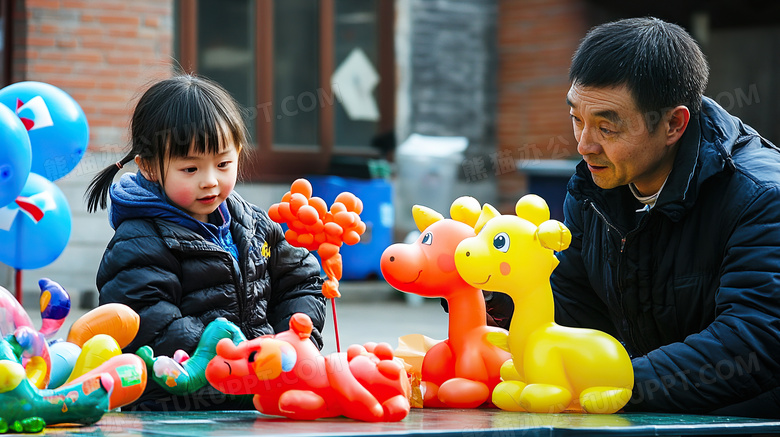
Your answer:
[85,75,326,411]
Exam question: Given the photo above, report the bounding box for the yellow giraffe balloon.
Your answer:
[453,194,633,414]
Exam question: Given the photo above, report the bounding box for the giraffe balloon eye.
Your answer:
[493,232,510,252]
[421,232,433,245]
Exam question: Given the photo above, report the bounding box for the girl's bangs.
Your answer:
[164,103,235,157]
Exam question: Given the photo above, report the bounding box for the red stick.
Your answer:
[331,298,340,353]
[15,268,22,304]
[15,219,22,304]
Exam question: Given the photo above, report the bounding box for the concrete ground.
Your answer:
[321,296,449,354]
[22,280,450,355]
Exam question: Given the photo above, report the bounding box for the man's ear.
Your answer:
[134,155,158,182]
[665,105,690,146]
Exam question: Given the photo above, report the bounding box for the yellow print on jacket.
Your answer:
[261,242,271,259]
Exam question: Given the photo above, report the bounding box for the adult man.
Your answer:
[549,17,780,417]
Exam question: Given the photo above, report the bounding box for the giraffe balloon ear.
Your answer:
[412,205,444,232]
[516,194,550,226]
[536,220,572,252]
[450,196,481,228]
[474,203,501,234]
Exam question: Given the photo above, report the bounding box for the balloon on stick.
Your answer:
[268,178,365,351]
[0,81,89,181]
[0,103,32,208]
[0,81,87,303]
[0,173,72,271]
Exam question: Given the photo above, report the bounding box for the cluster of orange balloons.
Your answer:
[268,179,365,298]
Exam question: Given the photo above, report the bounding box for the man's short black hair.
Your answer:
[569,17,709,130]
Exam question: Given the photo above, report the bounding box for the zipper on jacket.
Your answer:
[236,249,249,329]
[225,249,248,330]
[587,201,638,352]
[191,246,247,325]
[588,201,627,253]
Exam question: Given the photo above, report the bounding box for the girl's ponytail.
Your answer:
[84,153,133,213]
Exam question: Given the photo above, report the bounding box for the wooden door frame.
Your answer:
[176,0,395,182]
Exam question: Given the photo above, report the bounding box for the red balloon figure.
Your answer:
[268,179,365,351]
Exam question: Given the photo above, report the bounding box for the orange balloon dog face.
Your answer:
[381,217,475,298]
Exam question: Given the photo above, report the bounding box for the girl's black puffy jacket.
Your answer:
[97,190,326,410]
[552,97,780,417]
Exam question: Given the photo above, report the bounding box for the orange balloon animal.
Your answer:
[205,313,410,422]
[380,197,510,408]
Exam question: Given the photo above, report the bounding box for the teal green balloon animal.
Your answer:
[0,334,111,433]
[137,318,248,395]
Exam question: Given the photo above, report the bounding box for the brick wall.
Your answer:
[15,0,174,150]
[496,0,587,209]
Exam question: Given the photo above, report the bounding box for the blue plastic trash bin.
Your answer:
[307,175,394,280]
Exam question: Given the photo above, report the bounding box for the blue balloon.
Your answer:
[0,173,71,269]
[0,81,88,181]
[0,103,32,207]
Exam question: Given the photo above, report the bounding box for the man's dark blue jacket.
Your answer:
[552,97,780,417]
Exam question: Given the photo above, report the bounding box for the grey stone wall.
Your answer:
[393,0,498,237]
[399,0,498,154]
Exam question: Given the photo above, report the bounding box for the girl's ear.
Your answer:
[134,155,158,182]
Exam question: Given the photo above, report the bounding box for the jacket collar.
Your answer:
[109,171,233,244]
[570,97,739,224]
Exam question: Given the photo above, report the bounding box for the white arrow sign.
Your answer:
[331,48,380,122]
